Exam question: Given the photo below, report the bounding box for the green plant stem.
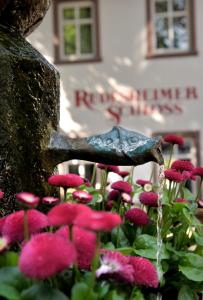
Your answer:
[195,177,203,202]
[63,187,67,202]
[23,210,29,241]
[89,233,100,294]
[101,169,108,210]
[116,198,123,247]
[167,144,174,168]
[129,287,136,300]
[90,164,97,186]
[128,166,135,184]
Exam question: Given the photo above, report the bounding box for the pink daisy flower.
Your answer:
[106,200,114,210]
[97,164,119,173]
[192,167,203,178]
[108,190,120,201]
[0,217,7,235]
[164,169,183,183]
[198,200,203,208]
[171,160,194,173]
[163,134,184,146]
[96,250,134,283]
[118,171,130,178]
[72,190,93,204]
[56,226,96,270]
[0,190,4,199]
[139,192,158,207]
[74,210,122,232]
[125,208,149,226]
[2,210,48,243]
[182,171,192,181]
[19,233,76,279]
[136,179,152,187]
[42,196,60,205]
[16,192,40,208]
[48,174,84,188]
[48,203,91,227]
[129,256,158,288]
[111,181,132,194]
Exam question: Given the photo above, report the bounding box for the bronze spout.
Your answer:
[48,126,164,167]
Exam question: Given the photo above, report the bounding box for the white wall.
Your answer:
[28,0,203,168]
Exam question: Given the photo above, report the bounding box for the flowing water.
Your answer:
[156,164,165,300]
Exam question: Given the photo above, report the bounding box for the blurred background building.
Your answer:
[28,0,202,187]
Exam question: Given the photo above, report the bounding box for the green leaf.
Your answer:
[21,283,68,300]
[0,267,26,287]
[178,286,198,300]
[71,282,97,300]
[0,283,21,300]
[182,187,195,201]
[182,252,203,268]
[106,290,126,300]
[193,232,203,246]
[131,289,145,300]
[103,242,115,250]
[134,234,169,259]
[96,282,110,299]
[162,190,170,205]
[0,252,19,267]
[179,266,203,282]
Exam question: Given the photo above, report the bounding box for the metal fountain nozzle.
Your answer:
[48,126,164,167]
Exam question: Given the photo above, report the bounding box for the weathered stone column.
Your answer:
[0,1,59,215]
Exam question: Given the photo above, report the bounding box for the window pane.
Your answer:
[173,17,188,49]
[80,7,92,18]
[155,1,168,13]
[63,8,75,20]
[80,24,93,54]
[155,18,170,48]
[63,24,76,55]
[173,0,186,11]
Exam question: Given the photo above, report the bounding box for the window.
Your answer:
[53,0,100,63]
[146,0,197,58]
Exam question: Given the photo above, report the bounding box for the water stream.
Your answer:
[156,164,165,300]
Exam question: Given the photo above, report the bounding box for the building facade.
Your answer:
[28,0,203,182]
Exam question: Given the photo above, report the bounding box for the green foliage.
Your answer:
[21,283,69,300]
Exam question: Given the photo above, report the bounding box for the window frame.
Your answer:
[53,0,101,64]
[146,0,197,59]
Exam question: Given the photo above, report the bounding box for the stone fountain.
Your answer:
[0,0,163,215]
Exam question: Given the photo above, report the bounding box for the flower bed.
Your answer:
[0,135,203,300]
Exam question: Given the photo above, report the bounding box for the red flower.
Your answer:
[74,210,122,232]
[108,190,120,201]
[48,174,84,188]
[0,190,4,199]
[118,171,130,178]
[42,196,60,205]
[192,167,203,178]
[136,179,152,187]
[19,233,76,279]
[139,192,158,207]
[175,198,190,204]
[182,171,192,181]
[56,226,96,270]
[2,210,48,243]
[97,164,120,173]
[171,160,194,172]
[125,208,149,226]
[96,250,134,283]
[0,236,9,253]
[164,169,183,183]
[72,190,93,204]
[129,256,158,288]
[106,200,114,210]
[0,217,6,235]
[48,203,91,227]
[163,134,184,146]
[111,181,132,194]
[16,192,40,208]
